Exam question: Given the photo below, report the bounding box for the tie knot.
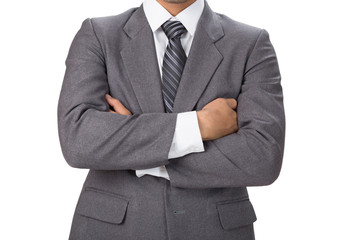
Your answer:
[161,20,187,39]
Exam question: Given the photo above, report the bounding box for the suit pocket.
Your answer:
[216,198,257,231]
[75,187,129,224]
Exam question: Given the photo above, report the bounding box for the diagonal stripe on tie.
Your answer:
[162,69,180,91]
[163,55,183,78]
[166,46,186,70]
[162,79,177,97]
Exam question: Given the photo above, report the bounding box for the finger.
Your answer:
[105,93,117,106]
[113,102,132,115]
[105,94,124,111]
[105,94,132,115]
[226,98,237,109]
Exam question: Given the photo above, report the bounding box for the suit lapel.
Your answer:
[173,1,224,112]
[120,1,224,114]
[120,5,165,113]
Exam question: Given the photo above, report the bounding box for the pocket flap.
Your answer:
[216,198,257,230]
[76,187,129,224]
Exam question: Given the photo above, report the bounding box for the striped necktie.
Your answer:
[161,20,187,113]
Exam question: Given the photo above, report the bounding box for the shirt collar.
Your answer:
[143,0,204,36]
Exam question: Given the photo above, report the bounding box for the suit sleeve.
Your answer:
[57,18,178,170]
[166,29,286,189]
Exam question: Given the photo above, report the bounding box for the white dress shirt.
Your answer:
[135,0,205,180]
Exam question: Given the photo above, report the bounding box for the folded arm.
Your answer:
[165,29,286,189]
[57,18,179,170]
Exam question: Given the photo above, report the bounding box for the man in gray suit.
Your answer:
[57,0,285,239]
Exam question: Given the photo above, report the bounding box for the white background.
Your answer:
[1,0,359,239]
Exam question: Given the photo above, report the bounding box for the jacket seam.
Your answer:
[247,28,264,61]
[88,18,106,65]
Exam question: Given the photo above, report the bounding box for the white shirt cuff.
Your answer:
[168,111,205,159]
[135,165,170,180]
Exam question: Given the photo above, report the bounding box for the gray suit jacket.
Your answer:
[57,1,285,239]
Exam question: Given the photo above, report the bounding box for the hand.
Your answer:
[196,98,238,141]
[105,94,132,115]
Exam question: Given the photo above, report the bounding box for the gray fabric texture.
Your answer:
[57,1,285,239]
